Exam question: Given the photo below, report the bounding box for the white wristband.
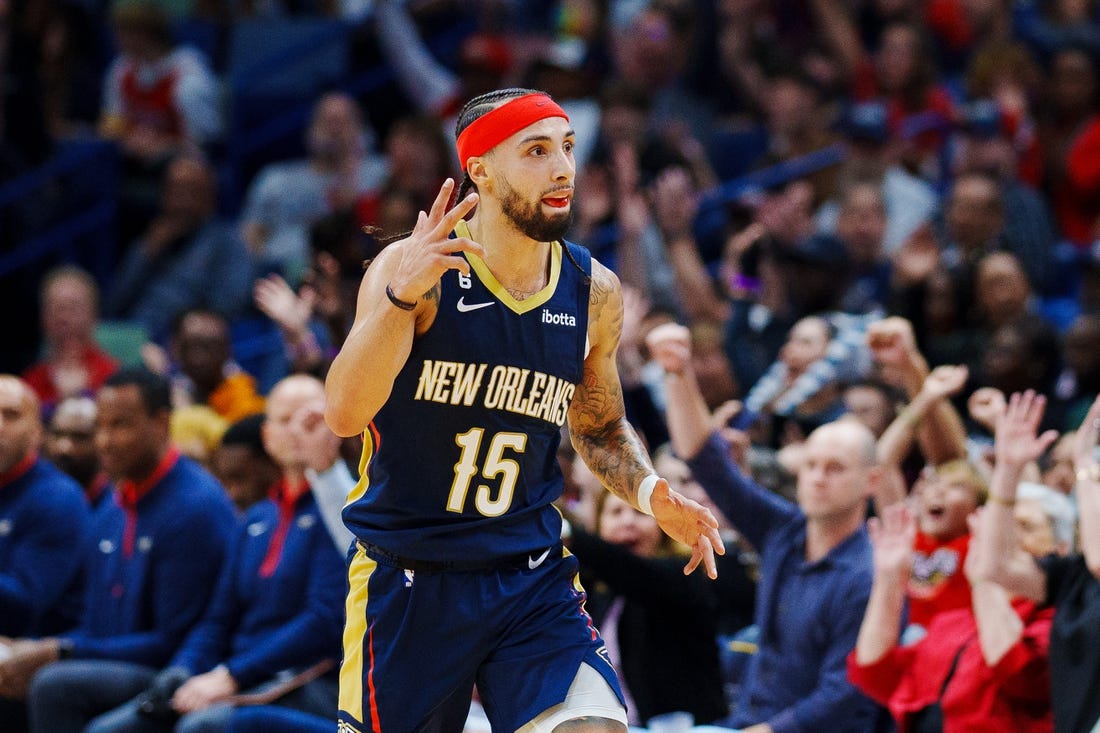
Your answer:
[637,474,659,516]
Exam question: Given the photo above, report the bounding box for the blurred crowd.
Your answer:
[3,0,1100,730]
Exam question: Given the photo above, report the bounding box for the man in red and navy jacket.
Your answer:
[0,368,235,731]
[76,374,347,731]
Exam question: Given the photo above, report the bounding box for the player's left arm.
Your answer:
[568,261,724,578]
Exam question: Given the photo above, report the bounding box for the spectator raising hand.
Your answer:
[711,399,751,467]
[854,503,915,666]
[611,143,653,297]
[653,166,731,324]
[647,322,693,374]
[969,391,1062,601]
[649,320,886,733]
[254,275,326,375]
[869,502,918,584]
[877,365,967,456]
[961,510,1035,669]
[985,391,1100,732]
[968,387,1007,434]
[868,317,968,466]
[922,365,970,403]
[850,487,1056,732]
[1070,397,1100,482]
[891,224,942,289]
[867,316,926,393]
[254,275,316,337]
[652,166,699,242]
[646,322,712,455]
[994,391,1060,471]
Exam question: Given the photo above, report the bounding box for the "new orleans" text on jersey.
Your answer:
[413,359,575,426]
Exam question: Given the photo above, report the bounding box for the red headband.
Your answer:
[456,94,570,169]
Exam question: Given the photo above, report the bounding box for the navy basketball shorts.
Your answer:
[338,543,624,732]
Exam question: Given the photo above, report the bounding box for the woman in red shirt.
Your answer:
[848,503,1054,732]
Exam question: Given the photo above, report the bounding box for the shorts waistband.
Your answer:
[358,541,561,573]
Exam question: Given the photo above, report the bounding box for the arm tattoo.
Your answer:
[422,283,440,303]
[571,415,653,508]
[588,269,614,317]
[568,265,653,508]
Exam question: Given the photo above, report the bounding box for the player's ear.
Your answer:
[468,157,491,191]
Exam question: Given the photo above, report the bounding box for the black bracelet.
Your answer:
[385,284,417,311]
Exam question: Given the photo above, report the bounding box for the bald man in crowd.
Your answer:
[646,324,889,733]
[0,377,91,730]
[0,377,91,638]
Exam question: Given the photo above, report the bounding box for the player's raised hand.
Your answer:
[649,479,726,579]
[386,178,485,305]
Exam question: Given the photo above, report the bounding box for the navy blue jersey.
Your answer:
[343,226,591,563]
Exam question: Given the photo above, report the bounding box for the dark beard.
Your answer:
[497,175,573,242]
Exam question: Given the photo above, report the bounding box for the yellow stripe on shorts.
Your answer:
[340,545,378,726]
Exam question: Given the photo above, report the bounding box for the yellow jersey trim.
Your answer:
[345,423,378,507]
[454,219,562,315]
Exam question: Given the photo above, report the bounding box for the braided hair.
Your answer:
[453,88,590,283]
[454,87,541,200]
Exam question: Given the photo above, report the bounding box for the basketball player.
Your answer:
[325,88,724,733]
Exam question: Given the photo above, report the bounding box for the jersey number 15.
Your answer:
[446,428,529,517]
